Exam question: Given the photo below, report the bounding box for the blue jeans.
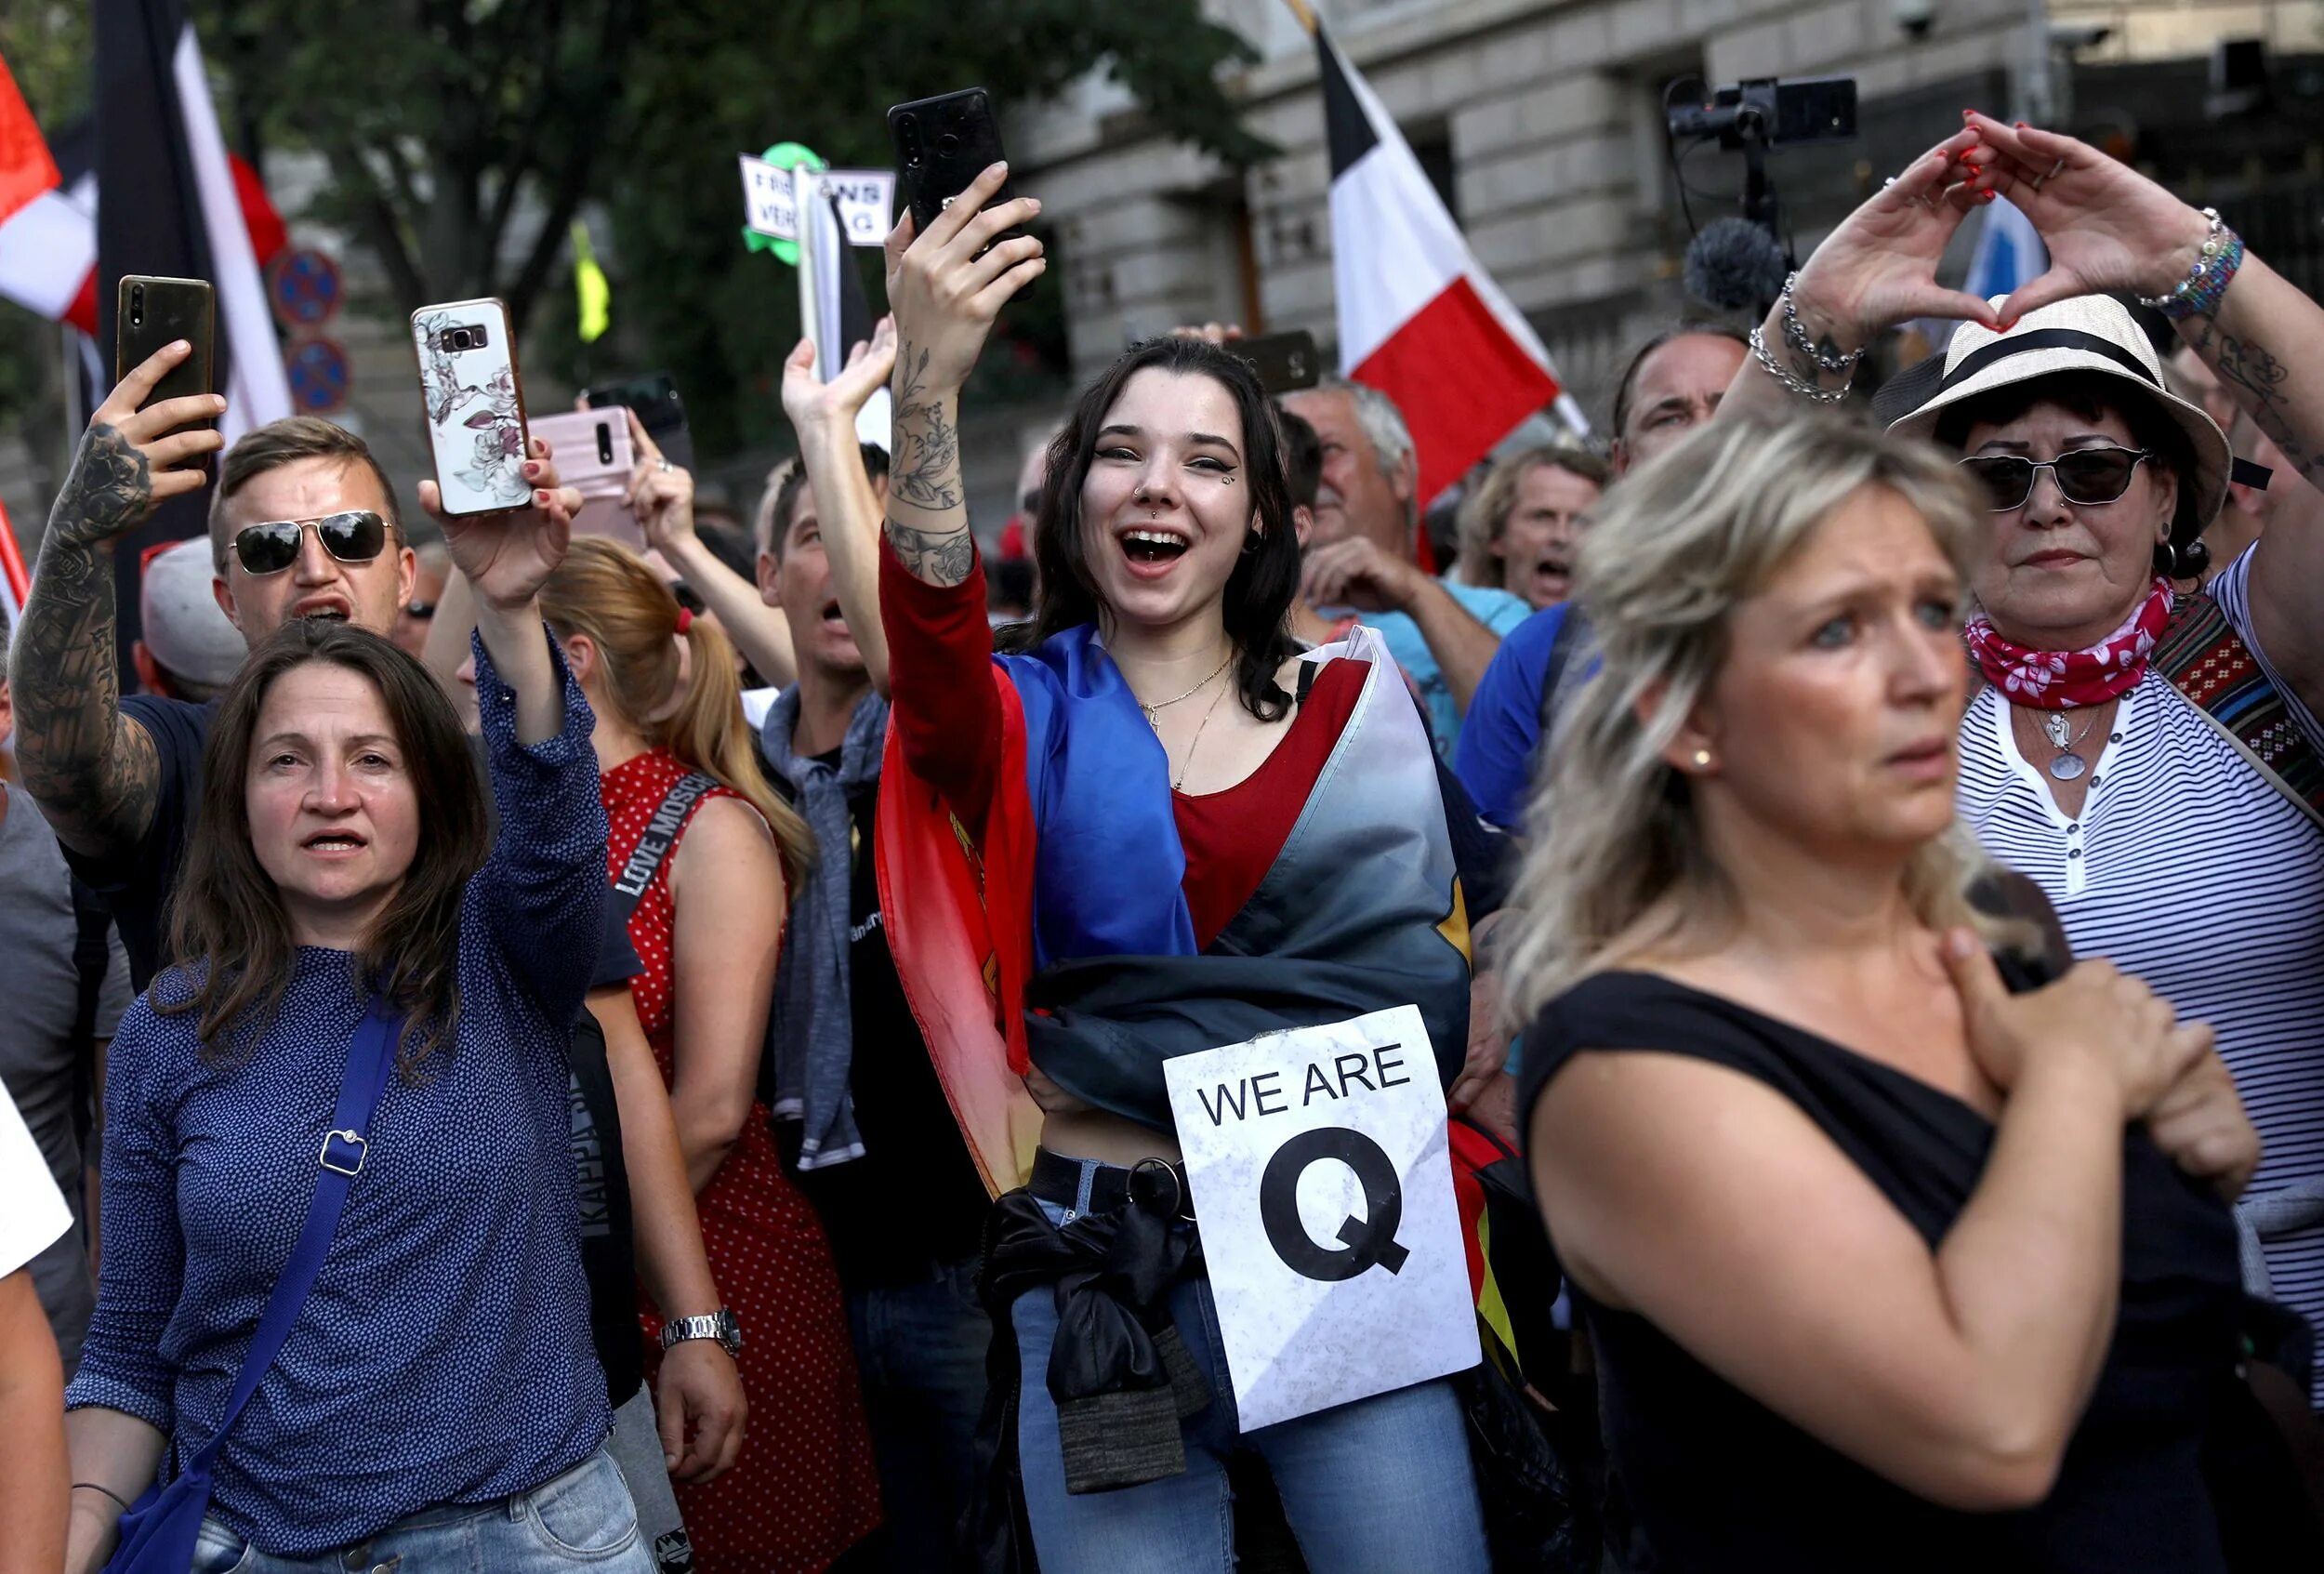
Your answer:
[191,1447,653,1572]
[846,1254,993,1571]
[1011,1204,1489,1574]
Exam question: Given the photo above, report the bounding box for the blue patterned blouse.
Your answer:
[66,629,614,1555]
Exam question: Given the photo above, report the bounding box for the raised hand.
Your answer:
[49,342,226,549]
[1783,128,2003,351]
[1301,536,1422,615]
[882,162,1045,397]
[782,315,899,436]
[623,409,695,559]
[1959,113,2217,324]
[419,434,580,611]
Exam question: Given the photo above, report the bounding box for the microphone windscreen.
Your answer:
[1683,217,1788,312]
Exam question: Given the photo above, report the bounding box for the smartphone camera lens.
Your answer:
[596,422,614,465]
[937,131,961,155]
[130,285,144,328]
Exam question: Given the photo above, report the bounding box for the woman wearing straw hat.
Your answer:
[1720,113,2324,1403]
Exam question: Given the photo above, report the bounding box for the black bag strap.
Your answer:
[606,772,720,932]
[67,876,113,1171]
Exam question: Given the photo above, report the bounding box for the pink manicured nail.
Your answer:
[535,488,551,506]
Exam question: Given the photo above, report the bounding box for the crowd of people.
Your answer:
[2,105,2322,1574]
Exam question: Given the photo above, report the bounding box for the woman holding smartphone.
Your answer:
[62,500,654,1569]
[874,165,1489,1573]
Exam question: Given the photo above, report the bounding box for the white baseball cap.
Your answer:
[140,537,245,689]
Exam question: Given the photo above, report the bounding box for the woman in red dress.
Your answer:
[543,536,881,1571]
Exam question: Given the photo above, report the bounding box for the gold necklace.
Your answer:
[1137,652,1234,728]
[1170,677,1234,792]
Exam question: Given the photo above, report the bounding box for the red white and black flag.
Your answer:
[87,0,292,668]
[1314,23,1585,508]
[97,0,290,443]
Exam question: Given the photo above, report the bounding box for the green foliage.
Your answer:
[186,0,1268,460]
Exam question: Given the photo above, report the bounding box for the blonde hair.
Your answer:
[1453,444,1611,588]
[1501,410,2016,1022]
[540,536,813,893]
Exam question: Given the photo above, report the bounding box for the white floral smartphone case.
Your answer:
[410,298,530,516]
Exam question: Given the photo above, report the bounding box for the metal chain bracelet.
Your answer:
[1749,324,1852,404]
[1778,273,1863,374]
[2137,207,2244,321]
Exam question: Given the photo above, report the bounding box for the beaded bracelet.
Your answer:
[1749,324,1852,404]
[1779,273,1863,374]
[2138,208,2246,321]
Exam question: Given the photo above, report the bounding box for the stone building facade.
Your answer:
[1010,0,2316,439]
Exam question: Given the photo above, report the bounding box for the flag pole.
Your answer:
[1279,0,1319,36]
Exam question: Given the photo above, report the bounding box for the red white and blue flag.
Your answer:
[1314,24,1585,508]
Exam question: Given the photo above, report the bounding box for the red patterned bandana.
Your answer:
[1963,578,2174,709]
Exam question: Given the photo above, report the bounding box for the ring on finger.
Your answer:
[2029,156,2067,192]
[657,457,673,473]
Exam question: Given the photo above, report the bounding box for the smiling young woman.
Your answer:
[871,164,1489,1572]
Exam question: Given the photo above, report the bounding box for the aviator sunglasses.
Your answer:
[231,510,394,575]
[1957,446,2152,512]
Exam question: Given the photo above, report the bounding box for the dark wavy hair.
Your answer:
[1019,337,1301,721]
[159,619,489,1069]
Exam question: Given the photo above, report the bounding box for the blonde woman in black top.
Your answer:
[1509,412,2285,1571]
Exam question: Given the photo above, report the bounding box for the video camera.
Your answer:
[1664,76,1857,150]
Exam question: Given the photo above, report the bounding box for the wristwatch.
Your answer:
[660,1308,743,1357]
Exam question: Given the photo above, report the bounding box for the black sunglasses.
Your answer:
[1959,447,2151,512]
[232,510,393,575]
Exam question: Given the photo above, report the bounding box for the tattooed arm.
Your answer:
[2176,257,2324,710]
[9,346,224,859]
[878,161,1046,589]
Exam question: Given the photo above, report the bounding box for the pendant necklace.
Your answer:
[1138,652,1234,729]
[1169,680,1234,792]
[2040,708,2100,782]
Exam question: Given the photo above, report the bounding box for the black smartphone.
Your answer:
[581,371,693,472]
[115,275,216,416]
[1232,330,1320,396]
[889,87,1012,234]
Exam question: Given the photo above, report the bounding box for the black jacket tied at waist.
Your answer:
[982,1184,1211,1498]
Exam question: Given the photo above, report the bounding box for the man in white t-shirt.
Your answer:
[1,1077,73,1567]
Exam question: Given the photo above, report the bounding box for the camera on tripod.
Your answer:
[1665,76,1858,149]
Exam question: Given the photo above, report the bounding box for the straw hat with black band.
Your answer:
[1882,295,2233,580]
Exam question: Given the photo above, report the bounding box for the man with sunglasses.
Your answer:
[9,342,584,988]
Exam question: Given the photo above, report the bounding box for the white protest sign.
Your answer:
[817,169,897,246]
[739,153,798,241]
[1164,1004,1478,1431]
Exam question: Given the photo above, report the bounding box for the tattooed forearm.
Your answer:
[889,344,963,511]
[50,422,155,548]
[2188,312,2324,480]
[881,519,975,587]
[10,424,163,855]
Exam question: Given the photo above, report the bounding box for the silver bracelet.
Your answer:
[1779,274,1862,374]
[1749,324,1852,404]
[2137,207,2244,321]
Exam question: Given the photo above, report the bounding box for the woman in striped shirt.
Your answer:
[1726,113,2324,1400]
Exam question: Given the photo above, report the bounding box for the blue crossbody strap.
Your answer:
[186,995,401,1473]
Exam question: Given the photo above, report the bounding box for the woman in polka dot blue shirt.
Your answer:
[61,510,654,1572]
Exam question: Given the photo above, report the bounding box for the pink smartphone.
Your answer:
[410,298,529,517]
[530,407,641,547]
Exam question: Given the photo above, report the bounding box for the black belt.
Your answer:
[1029,1148,1196,1222]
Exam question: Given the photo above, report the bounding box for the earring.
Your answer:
[1242,531,1261,554]
[1690,748,1714,771]
[2155,538,2182,579]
